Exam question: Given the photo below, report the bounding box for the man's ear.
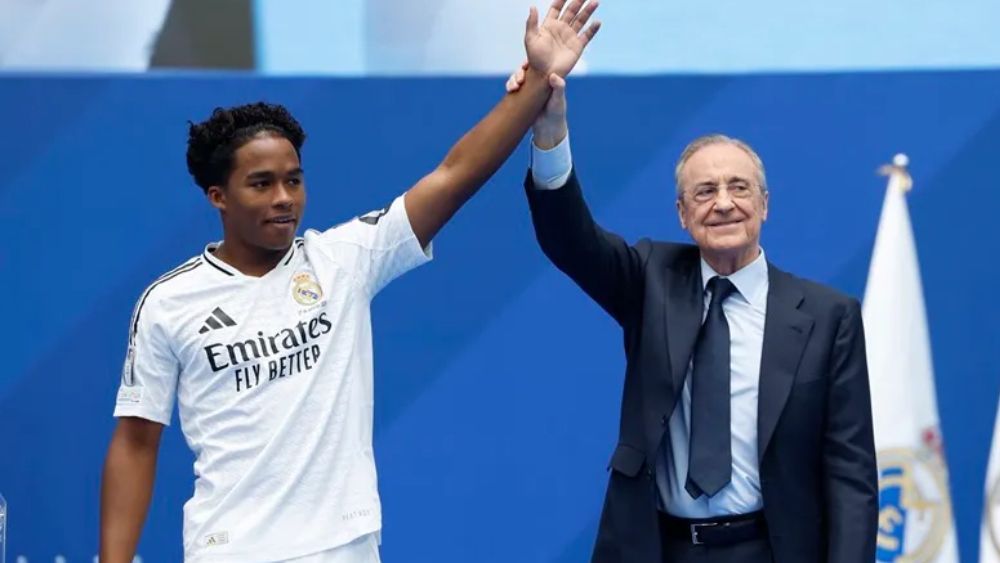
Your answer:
[207,185,226,212]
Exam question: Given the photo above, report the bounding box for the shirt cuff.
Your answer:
[530,133,573,190]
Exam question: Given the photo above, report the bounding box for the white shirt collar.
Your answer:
[202,239,302,278]
[699,248,769,311]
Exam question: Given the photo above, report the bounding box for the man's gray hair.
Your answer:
[674,134,768,199]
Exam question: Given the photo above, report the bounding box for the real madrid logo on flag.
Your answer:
[983,471,1000,560]
[291,271,323,306]
[979,395,1000,562]
[877,436,953,562]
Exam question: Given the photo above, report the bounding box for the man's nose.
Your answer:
[713,188,735,211]
[273,183,294,208]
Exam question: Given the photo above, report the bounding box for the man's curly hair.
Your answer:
[186,102,307,193]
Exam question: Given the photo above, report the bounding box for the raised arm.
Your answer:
[506,63,645,324]
[404,0,601,248]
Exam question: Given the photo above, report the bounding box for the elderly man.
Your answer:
[506,71,878,562]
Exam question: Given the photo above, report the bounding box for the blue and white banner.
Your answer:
[865,157,958,562]
[979,399,1000,561]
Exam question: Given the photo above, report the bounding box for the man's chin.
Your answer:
[699,238,759,260]
[701,237,749,253]
[255,237,295,253]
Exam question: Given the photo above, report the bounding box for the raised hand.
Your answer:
[524,0,601,78]
[506,59,569,149]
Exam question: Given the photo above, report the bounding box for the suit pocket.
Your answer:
[607,443,646,477]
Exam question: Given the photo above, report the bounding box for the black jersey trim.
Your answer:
[204,256,236,276]
[124,259,203,384]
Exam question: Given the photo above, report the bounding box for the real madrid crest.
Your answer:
[876,444,953,562]
[291,271,323,306]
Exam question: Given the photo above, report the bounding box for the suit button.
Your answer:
[661,415,668,426]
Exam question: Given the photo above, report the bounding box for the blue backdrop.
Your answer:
[1,71,999,561]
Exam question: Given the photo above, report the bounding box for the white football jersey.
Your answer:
[114,194,431,562]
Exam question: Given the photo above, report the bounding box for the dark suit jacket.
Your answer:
[525,171,878,563]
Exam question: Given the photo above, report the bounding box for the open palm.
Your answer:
[524,0,601,78]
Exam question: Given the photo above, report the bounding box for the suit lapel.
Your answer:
[757,265,814,460]
[665,256,703,398]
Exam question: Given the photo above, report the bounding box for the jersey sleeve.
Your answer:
[312,192,432,297]
[113,292,180,425]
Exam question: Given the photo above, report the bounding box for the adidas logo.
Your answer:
[199,307,237,334]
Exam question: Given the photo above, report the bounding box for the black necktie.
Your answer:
[686,276,737,499]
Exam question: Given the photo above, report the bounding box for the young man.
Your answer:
[99,3,601,561]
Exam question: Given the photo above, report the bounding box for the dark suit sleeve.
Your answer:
[823,298,879,563]
[524,169,644,325]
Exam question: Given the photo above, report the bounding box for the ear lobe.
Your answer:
[207,186,226,211]
[676,199,687,229]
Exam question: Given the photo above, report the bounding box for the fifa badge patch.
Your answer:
[117,385,144,405]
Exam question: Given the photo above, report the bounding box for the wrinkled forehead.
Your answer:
[679,143,759,187]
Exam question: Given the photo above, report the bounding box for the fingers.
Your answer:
[505,61,529,92]
[549,73,566,90]
[580,19,602,45]
[506,73,518,92]
[544,0,567,22]
[525,6,539,35]
[506,70,523,92]
[570,0,598,32]
[559,0,587,23]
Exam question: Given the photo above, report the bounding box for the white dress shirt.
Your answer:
[530,136,769,518]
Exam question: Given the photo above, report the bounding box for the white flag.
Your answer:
[981,400,1000,561]
[864,155,958,563]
